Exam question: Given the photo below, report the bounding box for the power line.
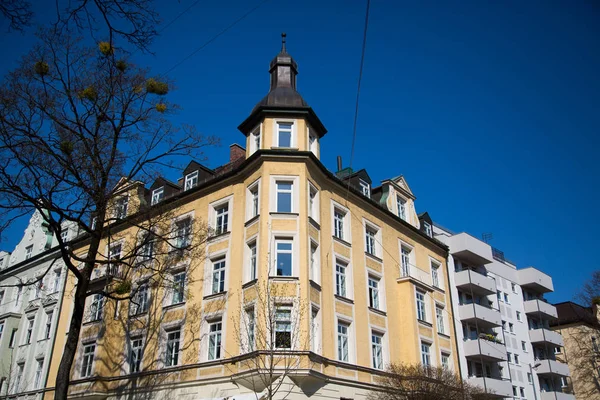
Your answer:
[159,0,205,33]
[161,0,272,76]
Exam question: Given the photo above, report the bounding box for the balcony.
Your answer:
[88,264,125,294]
[518,267,554,293]
[540,392,575,400]
[468,376,513,398]
[398,263,432,288]
[524,299,558,320]
[463,338,507,361]
[529,328,564,347]
[455,269,496,295]
[537,359,570,377]
[445,233,493,265]
[459,303,502,328]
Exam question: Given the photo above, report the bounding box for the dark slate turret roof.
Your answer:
[238,33,327,137]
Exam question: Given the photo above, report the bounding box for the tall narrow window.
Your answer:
[333,209,345,240]
[15,286,22,304]
[25,245,33,260]
[248,183,260,218]
[25,318,34,344]
[359,179,370,197]
[365,227,376,256]
[246,308,255,352]
[275,307,292,349]
[175,218,192,249]
[151,187,164,205]
[9,328,18,347]
[416,291,426,322]
[208,319,223,360]
[276,181,293,213]
[165,329,181,367]
[81,343,95,377]
[115,196,128,219]
[131,284,149,315]
[60,229,69,242]
[277,122,293,148]
[371,331,383,369]
[214,204,229,235]
[431,262,441,288]
[310,242,319,282]
[441,353,450,369]
[311,307,320,352]
[211,258,226,294]
[397,196,406,221]
[337,321,349,362]
[335,260,347,297]
[248,241,257,281]
[130,337,143,373]
[45,311,53,339]
[0,290,4,305]
[15,363,24,392]
[252,128,261,153]
[108,243,121,276]
[140,233,156,262]
[368,276,380,309]
[0,321,4,340]
[275,239,293,276]
[53,270,61,293]
[90,294,104,321]
[34,359,43,388]
[421,342,431,366]
[423,221,432,237]
[401,247,411,276]
[309,184,318,220]
[308,130,317,155]
[184,170,198,191]
[171,272,186,304]
[436,306,445,334]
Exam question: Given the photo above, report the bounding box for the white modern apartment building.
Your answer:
[0,210,72,398]
[434,224,573,400]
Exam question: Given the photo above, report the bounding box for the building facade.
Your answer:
[551,302,600,400]
[42,40,459,400]
[434,224,574,400]
[0,211,70,399]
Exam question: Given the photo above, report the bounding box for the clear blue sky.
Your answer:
[1,0,598,303]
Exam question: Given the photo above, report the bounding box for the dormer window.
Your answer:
[276,122,294,148]
[25,245,33,260]
[250,127,261,154]
[397,196,406,221]
[60,229,69,242]
[184,171,198,191]
[359,179,370,197]
[308,128,318,156]
[423,221,432,237]
[151,187,164,205]
[115,196,128,219]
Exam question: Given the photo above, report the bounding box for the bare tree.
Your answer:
[1,0,158,52]
[230,281,311,400]
[0,26,218,399]
[0,0,33,31]
[370,363,497,400]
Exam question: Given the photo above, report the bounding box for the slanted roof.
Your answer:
[150,177,180,191]
[551,301,599,327]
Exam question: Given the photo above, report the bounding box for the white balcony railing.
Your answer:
[399,263,432,287]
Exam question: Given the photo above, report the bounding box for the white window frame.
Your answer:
[368,274,381,310]
[273,237,294,277]
[331,202,351,242]
[25,245,33,260]
[246,239,258,282]
[213,202,230,236]
[81,342,96,378]
[397,195,407,221]
[173,216,192,249]
[359,179,370,197]
[441,352,450,369]
[337,319,351,362]
[416,290,427,322]
[436,304,446,335]
[130,336,144,373]
[151,187,164,205]
[60,228,69,242]
[307,125,318,155]
[270,176,299,214]
[131,283,150,315]
[400,242,415,278]
[243,307,256,352]
[34,359,43,388]
[165,328,181,367]
[184,170,198,191]
[308,182,319,222]
[208,319,223,360]
[311,305,321,354]
[211,257,226,295]
[275,180,294,213]
[335,258,348,298]
[421,341,432,366]
[371,330,384,370]
[89,293,104,322]
[273,119,296,148]
[44,310,53,339]
[274,305,293,349]
[53,269,61,293]
[309,240,320,284]
[250,125,261,154]
[25,317,34,344]
[246,179,260,220]
[423,221,432,237]
[171,271,186,305]
[115,195,129,219]
[430,259,443,289]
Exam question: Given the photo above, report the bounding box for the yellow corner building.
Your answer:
[44,37,458,400]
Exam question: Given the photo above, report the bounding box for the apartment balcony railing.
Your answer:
[536,359,570,377]
[463,337,507,361]
[518,267,554,294]
[529,328,564,347]
[88,263,126,293]
[455,269,496,296]
[467,376,513,398]
[398,263,432,288]
[459,302,502,328]
[445,232,494,265]
[524,299,558,320]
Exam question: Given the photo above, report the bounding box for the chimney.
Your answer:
[229,144,246,163]
[337,156,342,172]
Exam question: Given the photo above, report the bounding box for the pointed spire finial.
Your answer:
[281,32,287,52]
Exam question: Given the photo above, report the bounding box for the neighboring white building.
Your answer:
[0,211,73,398]
[434,223,573,400]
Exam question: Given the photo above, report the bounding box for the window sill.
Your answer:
[163,302,186,311]
[129,311,149,318]
[269,276,299,282]
[83,319,102,326]
[438,332,451,339]
[365,252,383,263]
[308,217,320,230]
[432,285,445,293]
[208,231,230,242]
[332,236,352,248]
[418,319,433,328]
[203,291,227,301]
[335,295,354,304]
[309,280,321,291]
[269,212,299,219]
[368,307,386,317]
[242,279,258,289]
[245,215,260,227]
[270,147,299,151]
